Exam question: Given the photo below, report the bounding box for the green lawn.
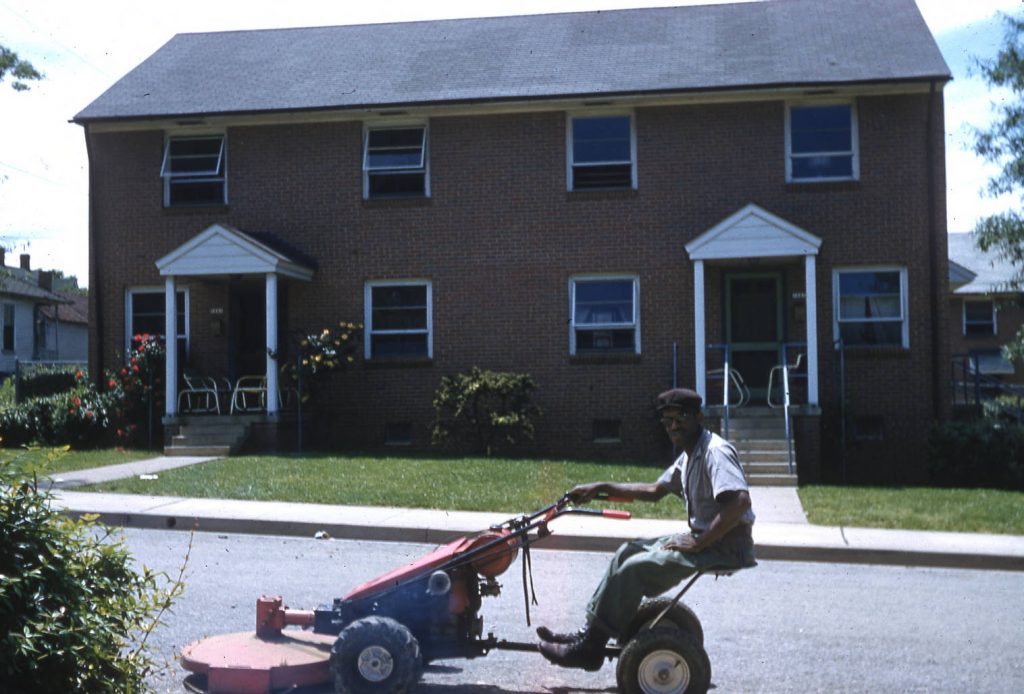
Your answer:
[799,485,1024,535]
[82,454,676,517]
[2,447,156,474]
[77,454,1024,535]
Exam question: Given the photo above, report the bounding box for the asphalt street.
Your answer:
[126,528,1024,694]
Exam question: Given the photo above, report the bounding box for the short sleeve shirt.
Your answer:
[656,429,755,533]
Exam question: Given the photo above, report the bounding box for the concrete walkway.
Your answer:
[47,457,1024,572]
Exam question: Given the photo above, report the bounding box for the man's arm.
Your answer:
[568,481,670,504]
[663,489,751,552]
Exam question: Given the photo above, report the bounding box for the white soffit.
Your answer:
[686,203,822,260]
[155,223,314,280]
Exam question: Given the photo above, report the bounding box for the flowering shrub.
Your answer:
[276,322,362,403]
[0,336,165,450]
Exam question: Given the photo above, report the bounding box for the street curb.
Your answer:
[62,508,1024,573]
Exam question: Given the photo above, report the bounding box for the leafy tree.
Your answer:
[972,12,1024,362]
[0,45,42,91]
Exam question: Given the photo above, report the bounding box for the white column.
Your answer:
[164,277,178,416]
[265,272,279,416]
[693,260,706,399]
[805,254,819,406]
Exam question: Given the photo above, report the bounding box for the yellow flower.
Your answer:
[347,356,354,363]
[302,359,309,366]
[341,334,348,341]
[315,354,322,362]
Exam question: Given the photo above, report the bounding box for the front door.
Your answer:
[229,282,266,384]
[725,272,783,405]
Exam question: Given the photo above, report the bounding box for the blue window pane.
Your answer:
[791,154,853,179]
[792,129,851,154]
[575,280,633,324]
[839,271,901,296]
[791,105,851,131]
[573,116,632,163]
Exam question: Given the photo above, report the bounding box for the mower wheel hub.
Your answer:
[358,645,394,682]
[638,649,689,693]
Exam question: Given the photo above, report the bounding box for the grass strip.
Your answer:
[81,454,684,518]
[799,485,1024,535]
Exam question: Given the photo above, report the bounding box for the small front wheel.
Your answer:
[616,629,710,694]
[330,616,422,694]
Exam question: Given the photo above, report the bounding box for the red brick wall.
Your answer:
[86,91,948,481]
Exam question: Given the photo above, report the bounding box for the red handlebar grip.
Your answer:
[602,509,632,520]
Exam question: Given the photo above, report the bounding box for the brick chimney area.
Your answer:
[20,253,30,270]
[38,271,54,292]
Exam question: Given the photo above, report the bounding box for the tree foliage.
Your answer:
[972,12,1024,362]
[0,45,42,92]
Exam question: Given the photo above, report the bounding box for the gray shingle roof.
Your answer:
[948,233,1021,295]
[75,0,950,123]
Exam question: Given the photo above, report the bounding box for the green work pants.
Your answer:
[585,532,755,636]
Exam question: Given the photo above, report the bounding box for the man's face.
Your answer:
[660,407,703,448]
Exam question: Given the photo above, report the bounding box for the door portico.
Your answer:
[685,204,822,407]
[155,223,314,417]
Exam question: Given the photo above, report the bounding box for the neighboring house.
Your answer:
[0,251,84,375]
[74,0,951,483]
[948,232,1024,398]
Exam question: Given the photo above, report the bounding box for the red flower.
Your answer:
[116,429,123,437]
[132,365,140,373]
[75,370,84,380]
[85,411,93,419]
[108,379,116,388]
[120,368,128,376]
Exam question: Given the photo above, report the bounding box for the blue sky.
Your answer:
[0,0,1020,287]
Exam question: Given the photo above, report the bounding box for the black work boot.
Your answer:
[535,625,586,644]
[538,624,609,671]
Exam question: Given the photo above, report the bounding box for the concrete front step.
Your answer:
[164,445,233,457]
[743,462,795,475]
[738,451,793,464]
[734,439,789,451]
[747,473,799,487]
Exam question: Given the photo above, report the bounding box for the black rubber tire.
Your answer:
[618,597,705,646]
[330,616,423,694]
[616,629,711,694]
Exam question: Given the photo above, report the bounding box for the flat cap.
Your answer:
[656,388,702,412]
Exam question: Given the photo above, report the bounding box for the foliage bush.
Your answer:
[17,365,80,401]
[0,448,185,693]
[0,336,163,450]
[273,321,362,404]
[928,418,1024,490]
[432,367,541,455]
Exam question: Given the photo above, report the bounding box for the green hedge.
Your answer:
[928,419,1024,490]
[18,368,79,401]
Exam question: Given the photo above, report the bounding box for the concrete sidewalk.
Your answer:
[48,457,1024,572]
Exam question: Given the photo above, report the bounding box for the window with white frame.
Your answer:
[365,281,432,358]
[125,288,189,361]
[964,299,996,336]
[363,126,429,198]
[570,276,639,354]
[2,303,14,352]
[160,134,226,206]
[833,268,907,347]
[568,114,635,191]
[787,103,858,182]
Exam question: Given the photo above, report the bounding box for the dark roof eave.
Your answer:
[72,74,953,125]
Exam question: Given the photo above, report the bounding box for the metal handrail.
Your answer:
[706,343,733,439]
[777,342,806,476]
[950,352,1022,406]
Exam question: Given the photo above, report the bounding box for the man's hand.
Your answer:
[662,533,701,553]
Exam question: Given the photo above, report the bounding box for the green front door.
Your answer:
[725,272,783,405]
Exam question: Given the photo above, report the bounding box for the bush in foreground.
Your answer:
[432,367,541,456]
[928,418,1024,491]
[0,448,185,692]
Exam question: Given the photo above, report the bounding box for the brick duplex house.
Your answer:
[75,0,951,483]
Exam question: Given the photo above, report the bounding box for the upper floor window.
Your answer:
[833,268,907,348]
[125,287,189,363]
[363,126,429,199]
[568,114,636,191]
[2,303,14,351]
[570,276,639,354]
[161,135,227,206]
[963,299,996,336]
[787,103,858,182]
[365,281,432,358]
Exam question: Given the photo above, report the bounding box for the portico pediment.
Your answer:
[685,203,822,261]
[155,223,314,280]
